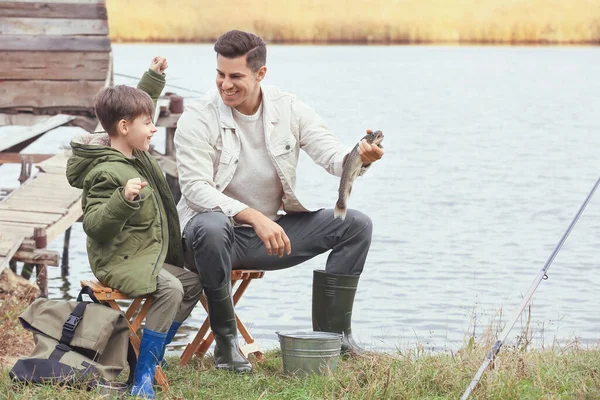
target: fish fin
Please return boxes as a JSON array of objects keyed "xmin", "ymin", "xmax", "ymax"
[{"xmin": 334, "ymin": 205, "xmax": 347, "ymax": 221}]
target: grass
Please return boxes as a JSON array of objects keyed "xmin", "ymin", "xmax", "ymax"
[
  {"xmin": 0, "ymin": 297, "xmax": 32, "ymax": 369},
  {"xmin": 1, "ymin": 296, "xmax": 599, "ymax": 399},
  {"xmin": 1, "ymin": 345, "xmax": 600, "ymax": 399},
  {"xmin": 1, "ymin": 282, "xmax": 599, "ymax": 399},
  {"xmin": 0, "ymin": 272, "xmax": 37, "ymax": 370},
  {"xmin": 105, "ymin": 0, "xmax": 600, "ymax": 45}
]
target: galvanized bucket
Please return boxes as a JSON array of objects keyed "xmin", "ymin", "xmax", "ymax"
[{"xmin": 277, "ymin": 331, "xmax": 342, "ymax": 376}]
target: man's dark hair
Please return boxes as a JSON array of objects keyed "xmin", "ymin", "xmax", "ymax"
[
  {"xmin": 93, "ymin": 85, "xmax": 154, "ymax": 137},
  {"xmin": 214, "ymin": 30, "xmax": 267, "ymax": 72}
]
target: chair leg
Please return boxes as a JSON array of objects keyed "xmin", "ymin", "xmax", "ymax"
[
  {"xmin": 196, "ymin": 331, "xmax": 214, "ymax": 357},
  {"xmin": 125, "ymin": 298, "xmax": 143, "ymax": 320},
  {"xmin": 236, "ymin": 312, "xmax": 263, "ymax": 361},
  {"xmin": 193, "ymin": 293, "xmax": 214, "ymax": 357},
  {"xmin": 232, "ymin": 279, "xmax": 250, "ymax": 305},
  {"xmin": 130, "ymin": 298, "xmax": 152, "ymax": 332},
  {"xmin": 179, "ymin": 277, "xmax": 263, "ymax": 364},
  {"xmin": 232, "ymin": 278, "xmax": 263, "ymax": 361},
  {"xmin": 179, "ymin": 310, "xmax": 211, "ymax": 365}
]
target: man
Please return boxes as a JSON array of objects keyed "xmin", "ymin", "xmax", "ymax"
[{"xmin": 174, "ymin": 30, "xmax": 384, "ymax": 373}]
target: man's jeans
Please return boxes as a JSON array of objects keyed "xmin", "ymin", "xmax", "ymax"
[{"xmin": 182, "ymin": 209, "xmax": 373, "ymax": 290}]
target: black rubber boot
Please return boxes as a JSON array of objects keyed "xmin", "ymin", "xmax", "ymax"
[
  {"xmin": 205, "ymin": 282, "xmax": 252, "ymax": 373},
  {"xmin": 312, "ymin": 269, "xmax": 365, "ymax": 356}
]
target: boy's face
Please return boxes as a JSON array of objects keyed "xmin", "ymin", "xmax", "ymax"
[
  {"xmin": 122, "ymin": 114, "xmax": 156, "ymax": 152},
  {"xmin": 216, "ymin": 54, "xmax": 266, "ymax": 113}
]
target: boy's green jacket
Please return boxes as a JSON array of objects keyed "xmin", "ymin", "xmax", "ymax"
[{"xmin": 66, "ymin": 70, "xmax": 184, "ymax": 297}]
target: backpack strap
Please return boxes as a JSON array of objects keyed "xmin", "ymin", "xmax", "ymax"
[
  {"xmin": 48, "ymin": 343, "xmax": 74, "ymax": 362},
  {"xmin": 76, "ymin": 286, "xmax": 99, "ymax": 303},
  {"xmin": 46, "ymin": 301, "xmax": 89, "ymax": 362},
  {"xmin": 125, "ymin": 341, "xmax": 137, "ymax": 385},
  {"xmin": 59, "ymin": 301, "xmax": 88, "ymax": 346}
]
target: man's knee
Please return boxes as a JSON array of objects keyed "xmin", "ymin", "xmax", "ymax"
[
  {"xmin": 345, "ymin": 209, "xmax": 373, "ymax": 241},
  {"xmin": 186, "ymin": 212, "xmax": 234, "ymax": 250}
]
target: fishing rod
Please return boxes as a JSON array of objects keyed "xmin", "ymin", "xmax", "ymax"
[
  {"xmin": 460, "ymin": 175, "xmax": 600, "ymax": 400},
  {"xmin": 114, "ymin": 72, "xmax": 205, "ymax": 96}
]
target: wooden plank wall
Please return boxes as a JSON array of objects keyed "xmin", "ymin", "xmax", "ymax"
[{"xmin": 0, "ymin": 0, "xmax": 111, "ymax": 114}]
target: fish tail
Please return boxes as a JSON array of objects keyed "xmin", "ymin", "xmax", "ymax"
[{"xmin": 334, "ymin": 203, "xmax": 347, "ymax": 221}]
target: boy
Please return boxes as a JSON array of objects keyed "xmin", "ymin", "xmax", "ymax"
[{"xmin": 66, "ymin": 57, "xmax": 202, "ymax": 399}]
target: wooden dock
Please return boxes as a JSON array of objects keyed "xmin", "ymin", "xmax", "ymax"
[{"xmin": 0, "ymin": 151, "xmax": 81, "ymax": 296}]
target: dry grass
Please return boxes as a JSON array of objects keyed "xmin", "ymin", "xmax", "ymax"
[
  {"xmin": 0, "ymin": 270, "xmax": 39, "ymax": 369},
  {"xmin": 105, "ymin": 0, "xmax": 600, "ymax": 44},
  {"xmin": 1, "ymin": 292, "xmax": 599, "ymax": 399},
  {"xmin": 0, "ymin": 298, "xmax": 35, "ymax": 370},
  {"xmin": 3, "ymin": 345, "xmax": 599, "ymax": 399}
]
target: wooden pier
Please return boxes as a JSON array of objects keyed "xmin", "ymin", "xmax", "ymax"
[{"xmin": 0, "ymin": 151, "xmax": 82, "ymax": 297}]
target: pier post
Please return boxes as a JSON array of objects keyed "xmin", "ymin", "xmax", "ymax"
[
  {"xmin": 18, "ymin": 157, "xmax": 32, "ymax": 185},
  {"xmin": 9, "ymin": 260, "xmax": 17, "ymax": 273},
  {"xmin": 20, "ymin": 263, "xmax": 33, "ymax": 280},
  {"xmin": 13, "ymin": 157, "xmax": 34, "ymax": 279},
  {"xmin": 61, "ymin": 227, "xmax": 71, "ymax": 276},
  {"xmin": 34, "ymin": 227, "xmax": 48, "ymax": 298}
]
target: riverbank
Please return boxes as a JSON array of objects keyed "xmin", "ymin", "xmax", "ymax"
[
  {"xmin": 1, "ymin": 294, "xmax": 599, "ymax": 399},
  {"xmin": 105, "ymin": 0, "xmax": 600, "ymax": 45}
]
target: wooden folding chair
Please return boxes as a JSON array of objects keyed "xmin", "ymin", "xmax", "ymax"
[
  {"xmin": 79, "ymin": 280, "xmax": 169, "ymax": 391},
  {"xmin": 179, "ymin": 269, "xmax": 265, "ymax": 365}
]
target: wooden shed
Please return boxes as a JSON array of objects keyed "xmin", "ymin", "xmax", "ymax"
[{"xmin": 0, "ymin": 0, "xmax": 112, "ymax": 117}]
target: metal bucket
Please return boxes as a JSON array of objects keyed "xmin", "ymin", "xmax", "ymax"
[{"xmin": 277, "ymin": 331, "xmax": 342, "ymax": 375}]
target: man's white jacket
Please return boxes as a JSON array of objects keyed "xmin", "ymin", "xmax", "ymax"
[{"xmin": 174, "ymin": 85, "xmax": 367, "ymax": 232}]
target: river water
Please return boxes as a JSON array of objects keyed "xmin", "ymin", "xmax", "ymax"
[{"xmin": 1, "ymin": 44, "xmax": 599, "ymax": 355}]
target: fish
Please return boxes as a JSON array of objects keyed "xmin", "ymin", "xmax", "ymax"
[{"xmin": 334, "ymin": 130, "xmax": 384, "ymax": 220}]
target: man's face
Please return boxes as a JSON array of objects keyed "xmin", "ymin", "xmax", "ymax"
[{"xmin": 216, "ymin": 54, "xmax": 266, "ymax": 113}]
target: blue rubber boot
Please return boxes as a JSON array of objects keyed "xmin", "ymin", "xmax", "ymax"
[
  {"xmin": 159, "ymin": 321, "xmax": 182, "ymax": 369},
  {"xmin": 129, "ymin": 328, "xmax": 167, "ymax": 399}
]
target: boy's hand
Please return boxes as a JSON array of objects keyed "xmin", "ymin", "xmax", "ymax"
[
  {"xmin": 150, "ymin": 56, "xmax": 168, "ymax": 75},
  {"xmin": 124, "ymin": 178, "xmax": 148, "ymax": 201}
]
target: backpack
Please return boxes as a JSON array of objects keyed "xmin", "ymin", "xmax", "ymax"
[{"xmin": 9, "ymin": 287, "xmax": 136, "ymax": 389}]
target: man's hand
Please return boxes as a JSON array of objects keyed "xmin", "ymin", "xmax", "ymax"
[
  {"xmin": 358, "ymin": 129, "xmax": 384, "ymax": 166},
  {"xmin": 235, "ymin": 208, "xmax": 291, "ymax": 257},
  {"xmin": 124, "ymin": 178, "xmax": 148, "ymax": 201},
  {"xmin": 150, "ymin": 56, "xmax": 168, "ymax": 75}
]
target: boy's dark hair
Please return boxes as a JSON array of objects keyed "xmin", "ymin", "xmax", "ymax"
[
  {"xmin": 93, "ymin": 85, "xmax": 155, "ymax": 136},
  {"xmin": 214, "ymin": 30, "xmax": 267, "ymax": 72}
]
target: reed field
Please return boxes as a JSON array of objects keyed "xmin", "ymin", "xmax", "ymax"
[{"xmin": 106, "ymin": 0, "xmax": 600, "ymax": 44}]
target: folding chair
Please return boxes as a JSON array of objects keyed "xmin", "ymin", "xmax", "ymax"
[
  {"xmin": 179, "ymin": 269, "xmax": 265, "ymax": 365},
  {"xmin": 79, "ymin": 280, "xmax": 169, "ymax": 391}
]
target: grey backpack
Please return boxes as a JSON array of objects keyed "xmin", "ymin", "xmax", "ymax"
[{"xmin": 9, "ymin": 287, "xmax": 136, "ymax": 389}]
